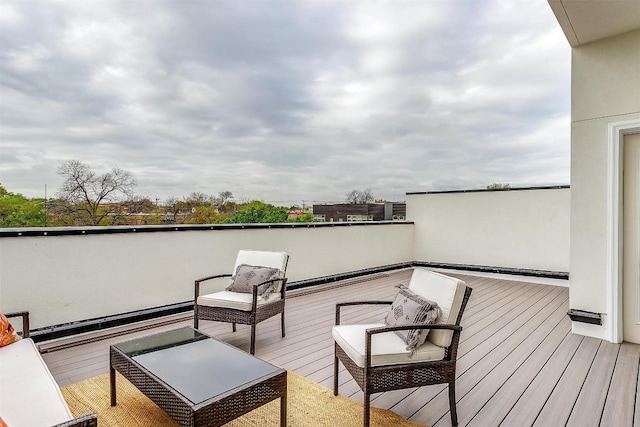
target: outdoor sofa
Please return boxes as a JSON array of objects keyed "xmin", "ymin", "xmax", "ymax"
[{"xmin": 0, "ymin": 311, "xmax": 97, "ymax": 427}]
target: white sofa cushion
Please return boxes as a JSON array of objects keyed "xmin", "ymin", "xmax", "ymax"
[
  {"xmin": 233, "ymin": 250, "xmax": 289, "ymax": 293},
  {"xmin": 408, "ymin": 268, "xmax": 467, "ymax": 348},
  {"xmin": 0, "ymin": 338, "xmax": 72, "ymax": 427},
  {"xmin": 332, "ymin": 323, "xmax": 445, "ymax": 368},
  {"xmin": 197, "ymin": 291, "xmax": 282, "ymax": 311}
]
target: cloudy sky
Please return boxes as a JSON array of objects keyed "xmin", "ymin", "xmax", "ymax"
[{"xmin": 0, "ymin": 0, "xmax": 570, "ymax": 205}]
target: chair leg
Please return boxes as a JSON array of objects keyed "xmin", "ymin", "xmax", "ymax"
[
  {"xmin": 232, "ymin": 323, "xmax": 236, "ymax": 332},
  {"xmin": 281, "ymin": 311, "xmax": 285, "ymax": 337},
  {"xmin": 363, "ymin": 389, "xmax": 371, "ymax": 427},
  {"xmin": 193, "ymin": 306, "xmax": 199, "ymax": 329},
  {"xmin": 250, "ymin": 324, "xmax": 256, "ymax": 355},
  {"xmin": 333, "ymin": 354, "xmax": 339, "ymax": 396},
  {"xmin": 449, "ymin": 381, "xmax": 458, "ymax": 426}
]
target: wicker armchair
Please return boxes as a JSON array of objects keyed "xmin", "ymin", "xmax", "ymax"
[
  {"xmin": 193, "ymin": 249, "xmax": 289, "ymax": 355},
  {"xmin": 332, "ymin": 268, "xmax": 472, "ymax": 427}
]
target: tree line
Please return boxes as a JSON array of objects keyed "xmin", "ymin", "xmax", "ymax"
[
  {"xmin": 2, "ymin": 160, "xmax": 508, "ymax": 228},
  {"xmin": 1, "ymin": 160, "xmax": 313, "ymax": 227}
]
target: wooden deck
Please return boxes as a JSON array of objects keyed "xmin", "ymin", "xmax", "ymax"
[{"xmin": 41, "ymin": 269, "xmax": 640, "ymax": 426}]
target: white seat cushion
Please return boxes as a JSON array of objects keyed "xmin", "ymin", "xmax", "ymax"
[
  {"xmin": 332, "ymin": 324, "xmax": 445, "ymax": 368},
  {"xmin": 408, "ymin": 268, "xmax": 467, "ymax": 348},
  {"xmin": 0, "ymin": 338, "xmax": 72, "ymax": 427},
  {"xmin": 197, "ymin": 291, "xmax": 282, "ymax": 311}
]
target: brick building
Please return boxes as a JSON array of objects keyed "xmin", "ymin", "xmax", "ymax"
[{"xmin": 311, "ymin": 202, "xmax": 406, "ymax": 222}]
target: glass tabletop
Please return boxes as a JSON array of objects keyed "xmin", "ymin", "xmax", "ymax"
[{"xmin": 113, "ymin": 327, "xmax": 283, "ymax": 405}]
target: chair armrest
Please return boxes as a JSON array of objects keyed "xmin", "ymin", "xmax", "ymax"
[
  {"xmin": 335, "ymin": 301, "xmax": 392, "ymax": 325},
  {"xmin": 4, "ymin": 311, "xmax": 30, "ymax": 338},
  {"xmin": 194, "ymin": 274, "xmax": 232, "ymax": 299},
  {"xmin": 279, "ymin": 278, "xmax": 288, "ymax": 298},
  {"xmin": 252, "ymin": 277, "xmax": 287, "ymax": 288},
  {"xmin": 52, "ymin": 413, "xmax": 98, "ymax": 427},
  {"xmin": 195, "ymin": 273, "xmax": 232, "ymax": 284},
  {"xmin": 249, "ymin": 277, "xmax": 288, "ymax": 309}
]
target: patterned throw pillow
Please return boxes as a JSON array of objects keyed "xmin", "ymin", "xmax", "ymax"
[
  {"xmin": 0, "ymin": 312, "xmax": 21, "ymax": 347},
  {"xmin": 226, "ymin": 264, "xmax": 282, "ymax": 299},
  {"xmin": 384, "ymin": 286, "xmax": 440, "ymax": 355}
]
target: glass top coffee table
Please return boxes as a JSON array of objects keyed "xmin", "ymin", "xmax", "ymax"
[{"xmin": 110, "ymin": 327, "xmax": 286, "ymax": 426}]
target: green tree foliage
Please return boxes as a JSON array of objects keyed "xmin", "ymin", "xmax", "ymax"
[
  {"xmin": 289, "ymin": 212, "xmax": 314, "ymax": 222},
  {"xmin": 225, "ymin": 201, "xmax": 289, "ymax": 224},
  {"xmin": 0, "ymin": 184, "xmax": 47, "ymax": 227},
  {"xmin": 187, "ymin": 206, "xmax": 225, "ymax": 224}
]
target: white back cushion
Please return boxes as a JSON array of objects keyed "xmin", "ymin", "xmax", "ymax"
[
  {"xmin": 408, "ymin": 268, "xmax": 467, "ymax": 348},
  {"xmin": 235, "ymin": 250, "xmax": 289, "ymax": 272}
]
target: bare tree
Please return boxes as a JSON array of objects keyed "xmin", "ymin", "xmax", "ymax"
[
  {"xmin": 345, "ymin": 188, "xmax": 374, "ymax": 204},
  {"xmin": 218, "ymin": 191, "xmax": 233, "ymax": 204},
  {"xmin": 123, "ymin": 196, "xmax": 157, "ymax": 213},
  {"xmin": 56, "ymin": 160, "xmax": 136, "ymax": 225},
  {"xmin": 185, "ymin": 192, "xmax": 215, "ymax": 207},
  {"xmin": 213, "ymin": 191, "xmax": 235, "ymax": 214},
  {"xmin": 486, "ymin": 183, "xmax": 511, "ymax": 190}
]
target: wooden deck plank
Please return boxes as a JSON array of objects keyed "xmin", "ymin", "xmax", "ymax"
[
  {"xmin": 566, "ymin": 341, "xmax": 620, "ymax": 427},
  {"xmin": 40, "ymin": 270, "xmax": 640, "ymax": 427},
  {"xmin": 464, "ymin": 317, "xmax": 572, "ymax": 426},
  {"xmin": 460, "ymin": 284, "xmax": 555, "ymax": 350},
  {"xmin": 636, "ymin": 353, "xmax": 640, "ymax": 427},
  {"xmin": 446, "ymin": 302, "xmax": 571, "ymax": 427},
  {"xmin": 532, "ymin": 337, "xmax": 602, "ymax": 426},
  {"xmin": 599, "ymin": 343, "xmax": 640, "ymax": 426},
  {"xmin": 413, "ymin": 287, "xmax": 568, "ymax": 426}
]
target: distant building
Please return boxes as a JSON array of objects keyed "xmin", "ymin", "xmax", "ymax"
[{"xmin": 312, "ymin": 202, "xmax": 406, "ymax": 222}]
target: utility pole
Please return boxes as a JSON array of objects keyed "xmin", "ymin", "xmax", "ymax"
[{"xmin": 44, "ymin": 183, "xmax": 48, "ymax": 227}]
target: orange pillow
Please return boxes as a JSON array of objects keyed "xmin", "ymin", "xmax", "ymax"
[
  {"xmin": 0, "ymin": 415, "xmax": 8, "ymax": 427},
  {"xmin": 0, "ymin": 312, "xmax": 21, "ymax": 347}
]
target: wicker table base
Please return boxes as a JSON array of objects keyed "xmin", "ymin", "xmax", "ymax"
[{"xmin": 110, "ymin": 327, "xmax": 286, "ymax": 427}]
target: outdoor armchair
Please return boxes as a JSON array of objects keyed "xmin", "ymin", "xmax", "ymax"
[
  {"xmin": 193, "ymin": 249, "xmax": 289, "ymax": 355},
  {"xmin": 332, "ymin": 268, "xmax": 472, "ymax": 427}
]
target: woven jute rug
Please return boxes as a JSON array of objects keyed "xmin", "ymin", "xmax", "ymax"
[{"xmin": 61, "ymin": 370, "xmax": 426, "ymax": 427}]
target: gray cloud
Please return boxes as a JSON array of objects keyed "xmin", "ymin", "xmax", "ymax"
[{"xmin": 0, "ymin": 0, "xmax": 570, "ymax": 205}]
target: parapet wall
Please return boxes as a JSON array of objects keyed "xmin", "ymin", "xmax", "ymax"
[{"xmin": 407, "ymin": 186, "xmax": 570, "ymax": 273}]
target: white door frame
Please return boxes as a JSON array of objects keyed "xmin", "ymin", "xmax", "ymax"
[{"xmin": 607, "ymin": 119, "xmax": 640, "ymax": 343}]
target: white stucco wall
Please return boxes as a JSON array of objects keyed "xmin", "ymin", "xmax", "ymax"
[
  {"xmin": 407, "ymin": 187, "xmax": 570, "ymax": 272},
  {"xmin": 0, "ymin": 224, "xmax": 414, "ymax": 329},
  {"xmin": 1, "ymin": 185, "xmax": 573, "ymax": 332},
  {"xmin": 570, "ymin": 29, "xmax": 640, "ymax": 340}
]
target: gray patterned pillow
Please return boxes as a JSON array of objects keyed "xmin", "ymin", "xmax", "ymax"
[
  {"xmin": 226, "ymin": 264, "xmax": 282, "ymax": 299},
  {"xmin": 384, "ymin": 286, "xmax": 440, "ymax": 355}
]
